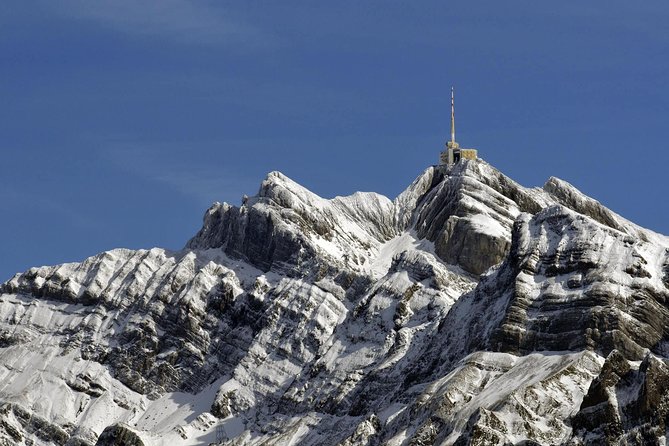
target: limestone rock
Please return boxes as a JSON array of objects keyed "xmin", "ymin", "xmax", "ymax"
[
  {"xmin": 0, "ymin": 159, "xmax": 668, "ymax": 445},
  {"xmin": 96, "ymin": 424, "xmax": 145, "ymax": 446}
]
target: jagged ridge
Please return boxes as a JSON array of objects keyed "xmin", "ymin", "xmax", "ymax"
[{"xmin": 0, "ymin": 159, "xmax": 668, "ymax": 445}]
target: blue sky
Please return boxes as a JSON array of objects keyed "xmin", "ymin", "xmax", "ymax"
[{"xmin": 1, "ymin": 1, "xmax": 668, "ymax": 280}]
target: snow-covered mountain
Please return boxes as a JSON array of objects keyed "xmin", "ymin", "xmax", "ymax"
[{"xmin": 1, "ymin": 159, "xmax": 669, "ymax": 445}]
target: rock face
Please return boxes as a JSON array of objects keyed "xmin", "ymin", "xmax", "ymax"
[{"xmin": 0, "ymin": 159, "xmax": 668, "ymax": 445}]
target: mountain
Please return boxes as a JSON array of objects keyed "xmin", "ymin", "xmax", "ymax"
[{"xmin": 1, "ymin": 159, "xmax": 668, "ymax": 445}]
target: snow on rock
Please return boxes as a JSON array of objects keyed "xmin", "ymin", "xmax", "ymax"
[
  {"xmin": 384, "ymin": 350, "xmax": 603, "ymax": 445},
  {"xmin": 1, "ymin": 159, "xmax": 669, "ymax": 445},
  {"xmin": 368, "ymin": 231, "xmax": 434, "ymax": 278},
  {"xmin": 490, "ymin": 205, "xmax": 669, "ymax": 359}
]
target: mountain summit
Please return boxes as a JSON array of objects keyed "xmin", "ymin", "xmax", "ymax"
[{"xmin": 1, "ymin": 159, "xmax": 668, "ymax": 445}]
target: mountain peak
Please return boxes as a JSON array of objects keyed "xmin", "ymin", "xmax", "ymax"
[{"xmin": 2, "ymin": 158, "xmax": 669, "ymax": 445}]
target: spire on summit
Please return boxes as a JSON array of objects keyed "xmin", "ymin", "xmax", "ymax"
[
  {"xmin": 451, "ymin": 86, "xmax": 456, "ymax": 145},
  {"xmin": 440, "ymin": 86, "xmax": 478, "ymax": 166}
]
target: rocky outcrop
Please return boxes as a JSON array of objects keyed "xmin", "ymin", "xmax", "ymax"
[
  {"xmin": 0, "ymin": 403, "xmax": 69, "ymax": 446},
  {"xmin": 543, "ymin": 176, "xmax": 639, "ymax": 239},
  {"xmin": 96, "ymin": 424, "xmax": 145, "ymax": 446},
  {"xmin": 571, "ymin": 351, "xmax": 669, "ymax": 445},
  {"xmin": 186, "ymin": 161, "xmax": 551, "ymax": 278},
  {"xmin": 403, "ymin": 162, "xmax": 550, "ymax": 275},
  {"xmin": 186, "ymin": 171, "xmax": 395, "ymax": 275},
  {"xmin": 487, "ymin": 206, "xmax": 669, "ymax": 359},
  {"xmin": 437, "ymin": 214, "xmax": 510, "ymax": 275},
  {"xmin": 1, "ymin": 159, "xmax": 668, "ymax": 445}
]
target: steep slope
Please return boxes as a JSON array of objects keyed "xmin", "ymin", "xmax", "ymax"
[
  {"xmin": 378, "ymin": 203, "xmax": 669, "ymax": 445},
  {"xmin": 186, "ymin": 171, "xmax": 396, "ymax": 276},
  {"xmin": 0, "ymin": 159, "xmax": 668, "ymax": 445}
]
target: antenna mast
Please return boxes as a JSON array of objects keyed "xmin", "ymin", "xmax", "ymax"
[{"xmin": 450, "ymin": 87, "xmax": 455, "ymax": 144}]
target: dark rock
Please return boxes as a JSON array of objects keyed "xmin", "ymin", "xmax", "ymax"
[
  {"xmin": 96, "ymin": 424, "xmax": 145, "ymax": 446},
  {"xmin": 454, "ymin": 409, "xmax": 511, "ymax": 446},
  {"xmin": 2, "ymin": 161, "xmax": 669, "ymax": 445},
  {"xmin": 0, "ymin": 403, "xmax": 70, "ymax": 445},
  {"xmin": 437, "ymin": 215, "xmax": 510, "ymax": 275},
  {"xmin": 571, "ymin": 351, "xmax": 669, "ymax": 445},
  {"xmin": 409, "ymin": 162, "xmax": 524, "ymax": 275}
]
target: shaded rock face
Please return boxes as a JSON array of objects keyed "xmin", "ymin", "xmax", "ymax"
[
  {"xmin": 571, "ymin": 350, "xmax": 669, "ymax": 445},
  {"xmin": 187, "ymin": 163, "xmax": 551, "ymax": 277},
  {"xmin": 438, "ymin": 215, "xmax": 510, "ymax": 276},
  {"xmin": 187, "ymin": 171, "xmax": 396, "ymax": 275},
  {"xmin": 0, "ymin": 249, "xmax": 257, "ymax": 398},
  {"xmin": 0, "ymin": 403, "xmax": 69, "ymax": 446},
  {"xmin": 96, "ymin": 424, "xmax": 145, "ymax": 446},
  {"xmin": 0, "ymin": 159, "xmax": 668, "ymax": 445},
  {"xmin": 408, "ymin": 163, "xmax": 532, "ymax": 275},
  {"xmin": 187, "ymin": 201, "xmax": 316, "ymax": 273},
  {"xmin": 488, "ymin": 206, "xmax": 669, "ymax": 359}
]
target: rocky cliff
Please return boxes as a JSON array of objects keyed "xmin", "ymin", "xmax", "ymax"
[{"xmin": 1, "ymin": 159, "xmax": 668, "ymax": 445}]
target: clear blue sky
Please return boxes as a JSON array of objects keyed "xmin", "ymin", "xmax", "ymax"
[{"xmin": 2, "ymin": 1, "xmax": 668, "ymax": 281}]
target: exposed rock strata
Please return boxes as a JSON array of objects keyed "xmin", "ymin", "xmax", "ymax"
[{"xmin": 0, "ymin": 160, "xmax": 667, "ymax": 445}]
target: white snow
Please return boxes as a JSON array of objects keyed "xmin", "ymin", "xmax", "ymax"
[
  {"xmin": 368, "ymin": 231, "xmax": 435, "ymax": 278},
  {"xmin": 467, "ymin": 213, "xmax": 508, "ymax": 239},
  {"xmin": 1, "ymin": 161, "xmax": 667, "ymax": 445}
]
